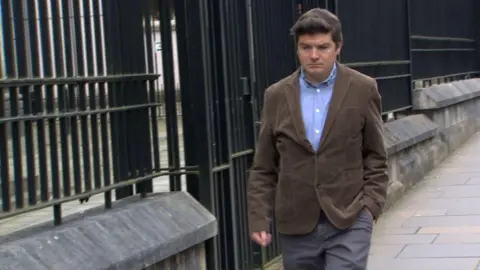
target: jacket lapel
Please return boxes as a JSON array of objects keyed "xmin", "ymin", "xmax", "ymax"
[
  {"xmin": 284, "ymin": 69, "xmax": 314, "ymax": 152},
  {"xmin": 317, "ymin": 63, "xmax": 352, "ymax": 151}
]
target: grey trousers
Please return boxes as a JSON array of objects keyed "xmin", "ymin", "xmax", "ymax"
[{"xmin": 280, "ymin": 209, "xmax": 373, "ymax": 270}]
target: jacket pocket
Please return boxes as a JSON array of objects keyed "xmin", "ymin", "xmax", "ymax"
[{"xmin": 329, "ymin": 168, "xmax": 364, "ymax": 209}]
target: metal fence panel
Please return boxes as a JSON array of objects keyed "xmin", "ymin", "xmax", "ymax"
[
  {"xmin": 410, "ymin": 0, "xmax": 479, "ymax": 81},
  {"xmin": 0, "ymin": 0, "xmax": 187, "ymax": 224},
  {"xmin": 338, "ymin": 0, "xmax": 412, "ymax": 114}
]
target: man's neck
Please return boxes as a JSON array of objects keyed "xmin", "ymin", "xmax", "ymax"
[
  {"xmin": 303, "ymin": 65, "xmax": 334, "ymax": 86},
  {"xmin": 304, "ymin": 73, "xmax": 329, "ymax": 85}
]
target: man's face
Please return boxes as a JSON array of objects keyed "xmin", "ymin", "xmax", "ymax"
[{"xmin": 297, "ymin": 32, "xmax": 341, "ymax": 80}]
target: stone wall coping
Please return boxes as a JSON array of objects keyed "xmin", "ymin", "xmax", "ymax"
[
  {"xmin": 383, "ymin": 114, "xmax": 439, "ymax": 156},
  {"xmin": 412, "ymin": 79, "xmax": 480, "ymax": 110},
  {"xmin": 0, "ymin": 192, "xmax": 218, "ymax": 270}
]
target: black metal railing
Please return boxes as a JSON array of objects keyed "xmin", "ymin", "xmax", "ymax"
[
  {"xmin": 337, "ymin": 0, "xmax": 412, "ymax": 114},
  {"xmin": 1, "ymin": 0, "xmax": 479, "ymax": 270},
  {"xmin": 0, "ymin": 0, "xmax": 188, "ymax": 225},
  {"xmin": 410, "ymin": 0, "xmax": 479, "ymax": 82}
]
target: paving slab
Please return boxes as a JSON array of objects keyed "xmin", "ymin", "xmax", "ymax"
[
  {"xmin": 368, "ymin": 132, "xmax": 480, "ymax": 270},
  {"xmin": 434, "ymin": 233, "xmax": 480, "ymax": 244},
  {"xmin": 398, "ymin": 243, "xmax": 480, "ymax": 258},
  {"xmin": 368, "ymin": 258, "xmax": 480, "ymax": 270}
]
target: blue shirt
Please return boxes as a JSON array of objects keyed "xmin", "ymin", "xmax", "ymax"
[{"xmin": 299, "ymin": 63, "xmax": 337, "ymax": 151}]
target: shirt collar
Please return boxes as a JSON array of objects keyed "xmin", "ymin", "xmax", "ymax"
[{"xmin": 300, "ymin": 62, "xmax": 337, "ymax": 88}]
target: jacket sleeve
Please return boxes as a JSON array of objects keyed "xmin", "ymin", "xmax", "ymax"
[
  {"xmin": 247, "ymin": 89, "xmax": 279, "ymax": 234},
  {"xmin": 362, "ymin": 82, "xmax": 389, "ymax": 219}
]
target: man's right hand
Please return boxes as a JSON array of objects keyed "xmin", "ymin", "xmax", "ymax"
[{"xmin": 251, "ymin": 231, "xmax": 272, "ymax": 247}]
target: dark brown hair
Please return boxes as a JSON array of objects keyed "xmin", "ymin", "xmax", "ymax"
[{"xmin": 290, "ymin": 8, "xmax": 343, "ymax": 47}]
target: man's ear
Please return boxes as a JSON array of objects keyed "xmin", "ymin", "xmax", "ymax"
[{"xmin": 335, "ymin": 41, "xmax": 343, "ymax": 52}]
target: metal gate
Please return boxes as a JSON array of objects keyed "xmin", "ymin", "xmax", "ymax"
[{"xmin": 0, "ymin": 0, "xmax": 186, "ymax": 227}]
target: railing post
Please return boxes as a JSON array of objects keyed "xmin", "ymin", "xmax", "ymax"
[
  {"xmin": 174, "ymin": 0, "xmax": 219, "ymax": 269},
  {"xmin": 406, "ymin": 0, "xmax": 415, "ymax": 101},
  {"xmin": 474, "ymin": 0, "xmax": 480, "ymax": 73},
  {"xmin": 102, "ymin": 0, "xmax": 154, "ymax": 200}
]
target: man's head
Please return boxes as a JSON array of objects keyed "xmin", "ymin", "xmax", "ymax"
[{"xmin": 290, "ymin": 8, "xmax": 343, "ymax": 83}]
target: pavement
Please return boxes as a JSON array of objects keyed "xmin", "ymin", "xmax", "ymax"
[{"xmin": 368, "ymin": 132, "xmax": 480, "ymax": 270}]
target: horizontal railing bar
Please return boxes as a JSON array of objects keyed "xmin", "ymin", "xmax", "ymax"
[
  {"xmin": 410, "ymin": 35, "xmax": 475, "ymax": 42},
  {"xmin": 211, "ymin": 150, "xmax": 256, "ymax": 173},
  {"xmin": 158, "ymin": 165, "xmax": 199, "ymax": 171},
  {"xmin": 0, "ymin": 169, "xmax": 199, "ymax": 221},
  {"xmin": 411, "ymin": 48, "xmax": 476, "ymax": 52},
  {"xmin": 0, "ymin": 103, "xmax": 163, "ymax": 123},
  {"xmin": 376, "ymin": 74, "xmax": 411, "ymax": 81},
  {"xmin": 0, "ymin": 74, "xmax": 161, "ymax": 88},
  {"xmin": 212, "ymin": 163, "xmax": 230, "ymax": 173},
  {"xmin": 344, "ymin": 60, "xmax": 410, "ymax": 68},
  {"xmin": 382, "ymin": 105, "xmax": 412, "ymax": 116},
  {"xmin": 413, "ymin": 71, "xmax": 480, "ymax": 81},
  {"xmin": 231, "ymin": 149, "xmax": 254, "ymax": 159}
]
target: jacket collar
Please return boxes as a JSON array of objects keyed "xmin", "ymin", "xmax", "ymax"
[{"xmin": 284, "ymin": 62, "xmax": 352, "ymax": 153}]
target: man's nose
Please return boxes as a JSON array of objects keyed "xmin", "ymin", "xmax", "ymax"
[{"xmin": 310, "ymin": 48, "xmax": 320, "ymax": 59}]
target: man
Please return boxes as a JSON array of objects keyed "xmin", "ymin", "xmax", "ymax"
[{"xmin": 247, "ymin": 8, "xmax": 389, "ymax": 270}]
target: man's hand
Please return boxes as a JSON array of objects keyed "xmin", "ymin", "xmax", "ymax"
[{"xmin": 251, "ymin": 231, "xmax": 272, "ymax": 247}]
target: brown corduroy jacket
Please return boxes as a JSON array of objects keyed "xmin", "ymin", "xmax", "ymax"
[{"xmin": 247, "ymin": 63, "xmax": 389, "ymax": 235}]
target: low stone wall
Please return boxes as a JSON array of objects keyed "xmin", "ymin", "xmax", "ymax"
[
  {"xmin": 0, "ymin": 192, "xmax": 217, "ymax": 270},
  {"xmin": 382, "ymin": 114, "xmax": 446, "ymax": 210},
  {"xmin": 382, "ymin": 78, "xmax": 480, "ymax": 211},
  {"xmin": 413, "ymin": 79, "xmax": 480, "ymax": 153}
]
